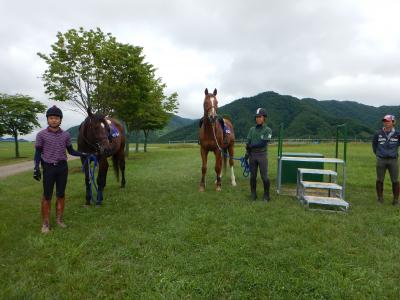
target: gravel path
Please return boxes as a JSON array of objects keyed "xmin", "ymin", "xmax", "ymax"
[{"xmin": 0, "ymin": 156, "xmax": 79, "ymax": 179}]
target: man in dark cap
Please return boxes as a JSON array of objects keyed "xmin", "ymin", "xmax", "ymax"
[
  {"xmin": 372, "ymin": 114, "xmax": 400, "ymax": 205},
  {"xmin": 245, "ymin": 108, "xmax": 272, "ymax": 201}
]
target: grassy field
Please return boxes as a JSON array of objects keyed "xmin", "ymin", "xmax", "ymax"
[
  {"xmin": 0, "ymin": 142, "xmax": 36, "ymax": 166},
  {"xmin": 1, "ymin": 142, "xmax": 400, "ymax": 299}
]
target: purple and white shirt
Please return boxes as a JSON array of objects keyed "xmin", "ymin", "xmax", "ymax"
[{"xmin": 35, "ymin": 127, "xmax": 72, "ymax": 163}]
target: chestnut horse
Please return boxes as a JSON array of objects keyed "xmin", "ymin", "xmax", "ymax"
[
  {"xmin": 199, "ymin": 88, "xmax": 236, "ymax": 192},
  {"xmin": 78, "ymin": 108, "xmax": 126, "ymax": 205}
]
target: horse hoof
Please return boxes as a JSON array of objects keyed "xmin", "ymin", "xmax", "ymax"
[
  {"xmin": 232, "ymin": 181, "xmax": 237, "ymax": 187},
  {"xmin": 199, "ymin": 186, "xmax": 205, "ymax": 192},
  {"xmin": 216, "ymin": 186, "xmax": 222, "ymax": 192}
]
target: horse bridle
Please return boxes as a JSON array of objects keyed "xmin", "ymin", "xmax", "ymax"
[{"xmin": 80, "ymin": 117, "xmax": 110, "ymax": 154}]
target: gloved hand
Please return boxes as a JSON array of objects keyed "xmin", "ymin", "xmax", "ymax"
[
  {"xmin": 246, "ymin": 144, "xmax": 252, "ymax": 152},
  {"xmin": 33, "ymin": 168, "xmax": 41, "ymax": 181}
]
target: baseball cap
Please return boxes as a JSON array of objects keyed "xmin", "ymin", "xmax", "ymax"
[{"xmin": 382, "ymin": 115, "xmax": 395, "ymax": 122}]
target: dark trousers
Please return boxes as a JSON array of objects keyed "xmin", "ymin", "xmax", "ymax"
[
  {"xmin": 250, "ymin": 151, "xmax": 269, "ymax": 191},
  {"xmin": 42, "ymin": 161, "xmax": 68, "ymax": 200},
  {"xmin": 376, "ymin": 157, "xmax": 399, "ymax": 183}
]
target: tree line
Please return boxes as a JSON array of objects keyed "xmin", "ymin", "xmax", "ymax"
[{"xmin": 0, "ymin": 27, "xmax": 178, "ymax": 157}]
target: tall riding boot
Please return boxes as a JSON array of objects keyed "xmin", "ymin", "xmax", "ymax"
[
  {"xmin": 263, "ymin": 179, "xmax": 271, "ymax": 202},
  {"xmin": 392, "ymin": 182, "xmax": 399, "ymax": 206},
  {"xmin": 250, "ymin": 177, "xmax": 257, "ymax": 200},
  {"xmin": 376, "ymin": 181, "xmax": 384, "ymax": 203},
  {"xmin": 41, "ymin": 197, "xmax": 51, "ymax": 233},
  {"xmin": 56, "ymin": 197, "xmax": 67, "ymax": 228}
]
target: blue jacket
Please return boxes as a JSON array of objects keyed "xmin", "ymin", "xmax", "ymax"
[{"xmin": 372, "ymin": 128, "xmax": 400, "ymax": 158}]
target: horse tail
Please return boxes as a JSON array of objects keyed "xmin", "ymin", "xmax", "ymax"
[{"xmin": 112, "ymin": 155, "xmax": 120, "ymax": 182}]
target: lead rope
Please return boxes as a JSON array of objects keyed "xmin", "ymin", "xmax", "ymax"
[
  {"xmin": 82, "ymin": 154, "xmax": 99, "ymax": 202},
  {"xmin": 211, "ymin": 121, "xmax": 250, "ymax": 177}
]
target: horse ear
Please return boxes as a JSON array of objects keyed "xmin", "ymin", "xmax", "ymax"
[
  {"xmin": 204, "ymin": 88, "xmax": 208, "ymax": 95},
  {"xmin": 213, "ymin": 88, "xmax": 217, "ymax": 96},
  {"xmin": 87, "ymin": 106, "xmax": 93, "ymax": 117}
]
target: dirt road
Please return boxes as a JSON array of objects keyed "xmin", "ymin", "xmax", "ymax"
[{"xmin": 0, "ymin": 156, "xmax": 79, "ymax": 179}]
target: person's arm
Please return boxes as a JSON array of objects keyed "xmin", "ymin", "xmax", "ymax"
[
  {"xmin": 372, "ymin": 133, "xmax": 378, "ymax": 155},
  {"xmin": 34, "ymin": 146, "xmax": 42, "ymax": 170},
  {"xmin": 67, "ymin": 145, "xmax": 88, "ymax": 157},
  {"xmin": 249, "ymin": 140, "xmax": 268, "ymax": 149},
  {"xmin": 33, "ymin": 146, "xmax": 42, "ymax": 181}
]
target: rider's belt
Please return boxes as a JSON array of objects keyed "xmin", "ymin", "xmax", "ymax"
[
  {"xmin": 251, "ymin": 149, "xmax": 267, "ymax": 154},
  {"xmin": 42, "ymin": 160, "xmax": 67, "ymax": 166}
]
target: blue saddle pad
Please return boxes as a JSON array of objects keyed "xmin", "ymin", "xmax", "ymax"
[{"xmin": 107, "ymin": 120, "xmax": 120, "ymax": 138}]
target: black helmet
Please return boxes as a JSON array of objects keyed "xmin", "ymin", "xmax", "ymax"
[
  {"xmin": 255, "ymin": 108, "xmax": 267, "ymax": 117},
  {"xmin": 46, "ymin": 105, "xmax": 63, "ymax": 119}
]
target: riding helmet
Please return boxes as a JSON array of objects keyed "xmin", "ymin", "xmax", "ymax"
[
  {"xmin": 255, "ymin": 108, "xmax": 267, "ymax": 117},
  {"xmin": 46, "ymin": 105, "xmax": 63, "ymax": 119}
]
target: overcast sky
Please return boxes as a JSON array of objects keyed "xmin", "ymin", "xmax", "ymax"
[{"xmin": 1, "ymin": 0, "xmax": 400, "ymax": 139}]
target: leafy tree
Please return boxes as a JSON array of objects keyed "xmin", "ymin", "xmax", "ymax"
[
  {"xmin": 38, "ymin": 28, "xmax": 178, "ymax": 156},
  {"xmin": 140, "ymin": 91, "xmax": 178, "ymax": 152},
  {"xmin": 0, "ymin": 94, "xmax": 46, "ymax": 157},
  {"xmin": 37, "ymin": 27, "xmax": 149, "ymax": 115}
]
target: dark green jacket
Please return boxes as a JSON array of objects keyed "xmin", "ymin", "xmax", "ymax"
[{"xmin": 246, "ymin": 124, "xmax": 272, "ymax": 153}]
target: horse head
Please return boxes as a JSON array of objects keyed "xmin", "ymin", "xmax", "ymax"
[
  {"xmin": 204, "ymin": 88, "xmax": 218, "ymax": 124},
  {"xmin": 82, "ymin": 107, "xmax": 112, "ymax": 156}
]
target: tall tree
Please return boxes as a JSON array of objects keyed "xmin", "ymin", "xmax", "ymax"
[
  {"xmin": 39, "ymin": 27, "xmax": 179, "ymax": 155},
  {"xmin": 141, "ymin": 91, "xmax": 178, "ymax": 152},
  {"xmin": 38, "ymin": 28, "xmax": 147, "ymax": 114},
  {"xmin": 0, "ymin": 94, "xmax": 46, "ymax": 157}
]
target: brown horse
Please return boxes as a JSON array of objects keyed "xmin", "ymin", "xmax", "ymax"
[
  {"xmin": 78, "ymin": 108, "xmax": 126, "ymax": 205},
  {"xmin": 199, "ymin": 88, "xmax": 236, "ymax": 192}
]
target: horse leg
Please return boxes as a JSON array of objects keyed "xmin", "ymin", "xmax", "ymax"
[
  {"xmin": 81, "ymin": 157, "xmax": 92, "ymax": 205},
  {"xmin": 120, "ymin": 155, "xmax": 126, "ymax": 188},
  {"xmin": 228, "ymin": 144, "xmax": 237, "ymax": 186},
  {"xmin": 96, "ymin": 158, "xmax": 109, "ymax": 205},
  {"xmin": 199, "ymin": 147, "xmax": 208, "ymax": 192},
  {"xmin": 214, "ymin": 149, "xmax": 222, "ymax": 191}
]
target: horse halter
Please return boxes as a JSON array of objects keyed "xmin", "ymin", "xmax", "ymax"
[{"xmin": 82, "ymin": 116, "xmax": 110, "ymax": 154}]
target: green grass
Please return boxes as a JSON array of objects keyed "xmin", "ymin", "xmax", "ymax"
[
  {"xmin": 1, "ymin": 143, "xmax": 400, "ymax": 298},
  {"xmin": 0, "ymin": 142, "xmax": 35, "ymax": 166}
]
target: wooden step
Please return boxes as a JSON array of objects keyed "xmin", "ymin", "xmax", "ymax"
[
  {"xmin": 301, "ymin": 181, "xmax": 342, "ymax": 190},
  {"xmin": 303, "ymin": 195, "xmax": 349, "ymax": 209},
  {"xmin": 298, "ymin": 168, "xmax": 337, "ymax": 176}
]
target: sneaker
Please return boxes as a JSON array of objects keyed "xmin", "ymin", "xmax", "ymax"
[
  {"xmin": 56, "ymin": 221, "xmax": 67, "ymax": 228},
  {"xmin": 41, "ymin": 225, "xmax": 50, "ymax": 234}
]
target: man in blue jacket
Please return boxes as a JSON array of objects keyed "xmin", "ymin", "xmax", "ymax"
[{"xmin": 372, "ymin": 115, "xmax": 400, "ymax": 205}]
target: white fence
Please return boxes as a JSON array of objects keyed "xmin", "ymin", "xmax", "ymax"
[{"xmin": 168, "ymin": 138, "xmax": 369, "ymax": 144}]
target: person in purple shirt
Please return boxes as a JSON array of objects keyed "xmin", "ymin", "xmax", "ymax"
[{"xmin": 34, "ymin": 106, "xmax": 87, "ymax": 233}]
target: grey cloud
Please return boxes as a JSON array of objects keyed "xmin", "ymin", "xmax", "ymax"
[{"xmin": 1, "ymin": 0, "xmax": 400, "ymax": 140}]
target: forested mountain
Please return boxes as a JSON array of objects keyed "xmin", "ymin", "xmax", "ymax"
[
  {"xmin": 67, "ymin": 91, "xmax": 398, "ymax": 143},
  {"xmin": 158, "ymin": 91, "xmax": 397, "ymax": 142},
  {"xmin": 67, "ymin": 114, "xmax": 194, "ymax": 142}
]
